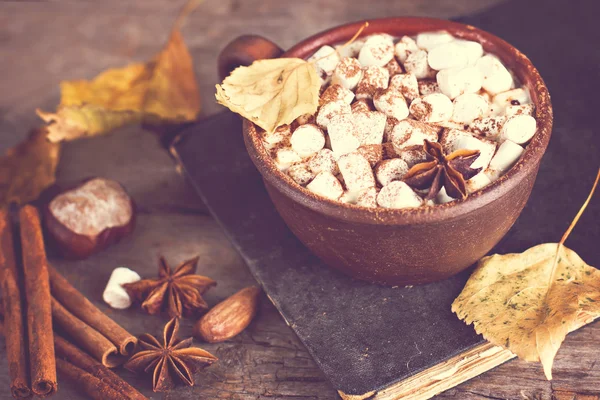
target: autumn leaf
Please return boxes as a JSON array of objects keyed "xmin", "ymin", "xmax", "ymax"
[
  {"xmin": 452, "ymin": 169, "xmax": 600, "ymax": 380},
  {"xmin": 0, "ymin": 128, "xmax": 60, "ymax": 206},
  {"xmin": 37, "ymin": 1, "xmax": 201, "ymax": 142},
  {"xmin": 215, "ymin": 58, "xmax": 321, "ymax": 133}
]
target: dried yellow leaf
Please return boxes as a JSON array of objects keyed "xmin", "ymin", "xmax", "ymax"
[
  {"xmin": 37, "ymin": 5, "xmax": 200, "ymax": 142},
  {"xmin": 0, "ymin": 128, "xmax": 61, "ymax": 206},
  {"xmin": 215, "ymin": 58, "xmax": 320, "ymax": 133},
  {"xmin": 452, "ymin": 244, "xmax": 600, "ymax": 380}
]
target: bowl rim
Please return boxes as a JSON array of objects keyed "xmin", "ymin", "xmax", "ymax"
[{"xmin": 243, "ymin": 17, "xmax": 553, "ymax": 226}]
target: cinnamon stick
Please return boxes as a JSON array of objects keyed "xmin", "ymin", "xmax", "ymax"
[
  {"xmin": 51, "ymin": 297, "xmax": 124, "ymax": 368},
  {"xmin": 19, "ymin": 206, "xmax": 57, "ymax": 397},
  {"xmin": 0, "ymin": 209, "xmax": 31, "ymax": 399},
  {"xmin": 48, "ymin": 265, "xmax": 137, "ymax": 356},
  {"xmin": 55, "ymin": 359, "xmax": 124, "ymax": 400},
  {"xmin": 54, "ymin": 336, "xmax": 147, "ymax": 400}
]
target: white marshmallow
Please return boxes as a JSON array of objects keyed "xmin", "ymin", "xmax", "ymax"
[
  {"xmin": 476, "ymin": 54, "xmax": 513, "ymax": 95},
  {"xmin": 501, "ymin": 114, "xmax": 537, "ymax": 144},
  {"xmin": 328, "ymin": 114, "xmax": 361, "ymax": 156},
  {"xmin": 390, "ymin": 73, "xmax": 420, "ymax": 102},
  {"xmin": 377, "ymin": 181, "xmax": 423, "ymax": 209},
  {"xmin": 468, "ymin": 116, "xmax": 506, "ymax": 138},
  {"xmin": 316, "ymin": 100, "xmax": 351, "ymax": 130},
  {"xmin": 409, "ymin": 93, "xmax": 453, "ymax": 122},
  {"xmin": 354, "ymin": 111, "xmax": 387, "ymax": 145},
  {"xmin": 306, "ymin": 172, "xmax": 344, "ymax": 200},
  {"xmin": 489, "ymin": 139, "xmax": 525, "ymax": 174},
  {"xmin": 358, "ymin": 34, "xmax": 395, "ymax": 67},
  {"xmin": 418, "ymin": 80, "xmax": 440, "ymax": 95},
  {"xmin": 436, "ymin": 186, "xmax": 455, "ymax": 204},
  {"xmin": 416, "ymin": 31, "xmax": 454, "ymax": 51},
  {"xmin": 274, "ymin": 147, "xmax": 302, "ymax": 171},
  {"xmin": 261, "ymin": 125, "xmax": 291, "ymax": 149},
  {"xmin": 337, "ymin": 153, "xmax": 376, "ymax": 195},
  {"xmin": 331, "ymin": 57, "xmax": 363, "ymax": 91},
  {"xmin": 493, "ymin": 88, "xmax": 530, "ymax": 109},
  {"xmin": 436, "ymin": 66, "xmax": 483, "ymax": 99},
  {"xmin": 319, "ymin": 84, "xmax": 355, "ymax": 106},
  {"xmin": 505, "ymin": 103, "xmax": 534, "ymax": 117},
  {"xmin": 398, "ymin": 145, "xmax": 430, "ymax": 168},
  {"xmin": 308, "ymin": 148, "xmax": 339, "ymax": 175},
  {"xmin": 288, "ymin": 163, "xmax": 314, "ymax": 185},
  {"xmin": 356, "ymin": 187, "xmax": 379, "ymax": 208},
  {"xmin": 375, "ymin": 158, "xmax": 409, "ymax": 186},
  {"xmin": 394, "ymin": 36, "xmax": 419, "ymax": 63},
  {"xmin": 428, "ymin": 41, "xmax": 471, "ymax": 70},
  {"xmin": 356, "ymin": 66, "xmax": 390, "ymax": 100},
  {"xmin": 290, "ymin": 124, "xmax": 325, "ymax": 158},
  {"xmin": 454, "ymin": 39, "xmax": 484, "ymax": 65},
  {"xmin": 442, "ymin": 129, "xmax": 496, "ymax": 170},
  {"xmin": 404, "ymin": 50, "xmax": 435, "ymax": 79},
  {"xmin": 390, "ymin": 119, "xmax": 439, "ymax": 151},
  {"xmin": 452, "ymin": 93, "xmax": 488, "ymax": 124},
  {"xmin": 308, "ymin": 45, "xmax": 341, "ymax": 77},
  {"xmin": 373, "ymin": 87, "xmax": 409, "ymax": 120},
  {"xmin": 102, "ymin": 267, "xmax": 141, "ymax": 310},
  {"xmin": 466, "ymin": 172, "xmax": 492, "ymax": 193},
  {"xmin": 336, "ymin": 38, "xmax": 365, "ymax": 59}
]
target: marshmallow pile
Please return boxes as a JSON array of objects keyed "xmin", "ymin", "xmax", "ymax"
[{"xmin": 262, "ymin": 31, "xmax": 538, "ymax": 209}]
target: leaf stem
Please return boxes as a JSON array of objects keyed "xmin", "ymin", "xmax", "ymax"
[{"xmin": 309, "ymin": 22, "xmax": 370, "ymax": 65}]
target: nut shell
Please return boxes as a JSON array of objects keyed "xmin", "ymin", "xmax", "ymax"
[{"xmin": 194, "ymin": 286, "xmax": 261, "ymax": 343}]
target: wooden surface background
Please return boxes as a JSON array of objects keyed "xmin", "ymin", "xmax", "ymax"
[{"xmin": 0, "ymin": 0, "xmax": 599, "ymax": 399}]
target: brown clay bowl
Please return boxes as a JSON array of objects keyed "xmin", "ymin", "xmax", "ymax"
[{"xmin": 218, "ymin": 17, "xmax": 553, "ymax": 286}]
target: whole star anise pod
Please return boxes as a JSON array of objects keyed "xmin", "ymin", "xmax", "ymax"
[
  {"xmin": 123, "ymin": 256, "xmax": 216, "ymax": 318},
  {"xmin": 403, "ymin": 140, "xmax": 481, "ymax": 201},
  {"xmin": 124, "ymin": 317, "xmax": 217, "ymax": 392}
]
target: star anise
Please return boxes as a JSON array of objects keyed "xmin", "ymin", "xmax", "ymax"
[
  {"xmin": 123, "ymin": 256, "xmax": 216, "ymax": 318},
  {"xmin": 124, "ymin": 317, "xmax": 217, "ymax": 392},
  {"xmin": 403, "ymin": 140, "xmax": 481, "ymax": 201}
]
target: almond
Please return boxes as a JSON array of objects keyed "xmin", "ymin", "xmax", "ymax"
[{"xmin": 194, "ymin": 286, "xmax": 260, "ymax": 343}]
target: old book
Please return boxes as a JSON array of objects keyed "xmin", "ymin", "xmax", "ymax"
[{"xmin": 171, "ymin": 0, "xmax": 598, "ymax": 397}]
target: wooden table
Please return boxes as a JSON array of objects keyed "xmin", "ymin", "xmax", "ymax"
[{"xmin": 0, "ymin": 0, "xmax": 598, "ymax": 399}]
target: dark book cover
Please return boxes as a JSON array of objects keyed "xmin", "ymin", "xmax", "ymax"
[{"xmin": 171, "ymin": 0, "xmax": 599, "ymax": 397}]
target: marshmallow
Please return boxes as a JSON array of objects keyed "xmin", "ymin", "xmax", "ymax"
[
  {"xmin": 356, "ymin": 187, "xmax": 379, "ymax": 207},
  {"xmin": 319, "ymin": 83, "xmax": 355, "ymax": 106},
  {"xmin": 466, "ymin": 172, "xmax": 492, "ymax": 193},
  {"xmin": 436, "ymin": 66, "xmax": 483, "ymax": 99},
  {"xmin": 356, "ymin": 65, "xmax": 390, "ymax": 100},
  {"xmin": 377, "ymin": 181, "xmax": 423, "ymax": 209},
  {"xmin": 261, "ymin": 125, "xmax": 291, "ymax": 149},
  {"xmin": 505, "ymin": 103, "xmax": 535, "ymax": 117},
  {"xmin": 390, "ymin": 119, "xmax": 439, "ymax": 151},
  {"xmin": 308, "ymin": 45, "xmax": 341, "ymax": 77},
  {"xmin": 488, "ymin": 139, "xmax": 525, "ymax": 174},
  {"xmin": 501, "ymin": 114, "xmax": 537, "ymax": 144},
  {"xmin": 307, "ymin": 148, "xmax": 339, "ymax": 175},
  {"xmin": 451, "ymin": 93, "xmax": 488, "ymax": 124},
  {"xmin": 416, "ymin": 31, "xmax": 455, "ymax": 51},
  {"xmin": 436, "ymin": 186, "xmax": 455, "ymax": 204},
  {"xmin": 390, "ymin": 73, "xmax": 420, "ymax": 102},
  {"xmin": 358, "ymin": 34, "xmax": 395, "ymax": 67},
  {"xmin": 290, "ymin": 124, "xmax": 325, "ymax": 158},
  {"xmin": 373, "ymin": 87, "xmax": 409, "ymax": 120},
  {"xmin": 493, "ymin": 88, "xmax": 530, "ymax": 109},
  {"xmin": 418, "ymin": 80, "xmax": 440, "ymax": 95},
  {"xmin": 356, "ymin": 144, "xmax": 384, "ymax": 167},
  {"xmin": 385, "ymin": 58, "xmax": 404, "ymax": 76},
  {"xmin": 476, "ymin": 54, "xmax": 513, "ymax": 95},
  {"xmin": 102, "ymin": 267, "xmax": 141, "ymax": 309},
  {"xmin": 306, "ymin": 172, "xmax": 344, "ymax": 200},
  {"xmin": 455, "ymin": 39, "xmax": 484, "ymax": 65},
  {"xmin": 338, "ymin": 153, "xmax": 376, "ymax": 195},
  {"xmin": 441, "ymin": 129, "xmax": 496, "ymax": 170},
  {"xmin": 398, "ymin": 145, "xmax": 430, "ymax": 168},
  {"xmin": 409, "ymin": 93, "xmax": 453, "ymax": 122},
  {"xmin": 332, "ymin": 57, "xmax": 363, "ymax": 91},
  {"xmin": 351, "ymin": 99, "xmax": 373, "ymax": 113},
  {"xmin": 316, "ymin": 100, "xmax": 351, "ymax": 129},
  {"xmin": 404, "ymin": 50, "xmax": 435, "ymax": 79},
  {"xmin": 336, "ymin": 38, "xmax": 365, "ymax": 59},
  {"xmin": 375, "ymin": 158, "xmax": 409, "ymax": 186},
  {"xmin": 274, "ymin": 147, "xmax": 302, "ymax": 171},
  {"xmin": 354, "ymin": 111, "xmax": 387, "ymax": 145},
  {"xmin": 428, "ymin": 41, "xmax": 471, "ymax": 70},
  {"xmin": 468, "ymin": 116, "xmax": 507, "ymax": 138},
  {"xmin": 384, "ymin": 117, "xmax": 400, "ymax": 141},
  {"xmin": 382, "ymin": 142, "xmax": 400, "ymax": 159},
  {"xmin": 288, "ymin": 163, "xmax": 314, "ymax": 185},
  {"xmin": 394, "ymin": 36, "xmax": 419, "ymax": 63},
  {"xmin": 328, "ymin": 114, "xmax": 361, "ymax": 156}
]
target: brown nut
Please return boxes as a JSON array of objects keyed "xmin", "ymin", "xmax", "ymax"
[
  {"xmin": 44, "ymin": 178, "xmax": 136, "ymax": 259},
  {"xmin": 194, "ymin": 286, "xmax": 260, "ymax": 343}
]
